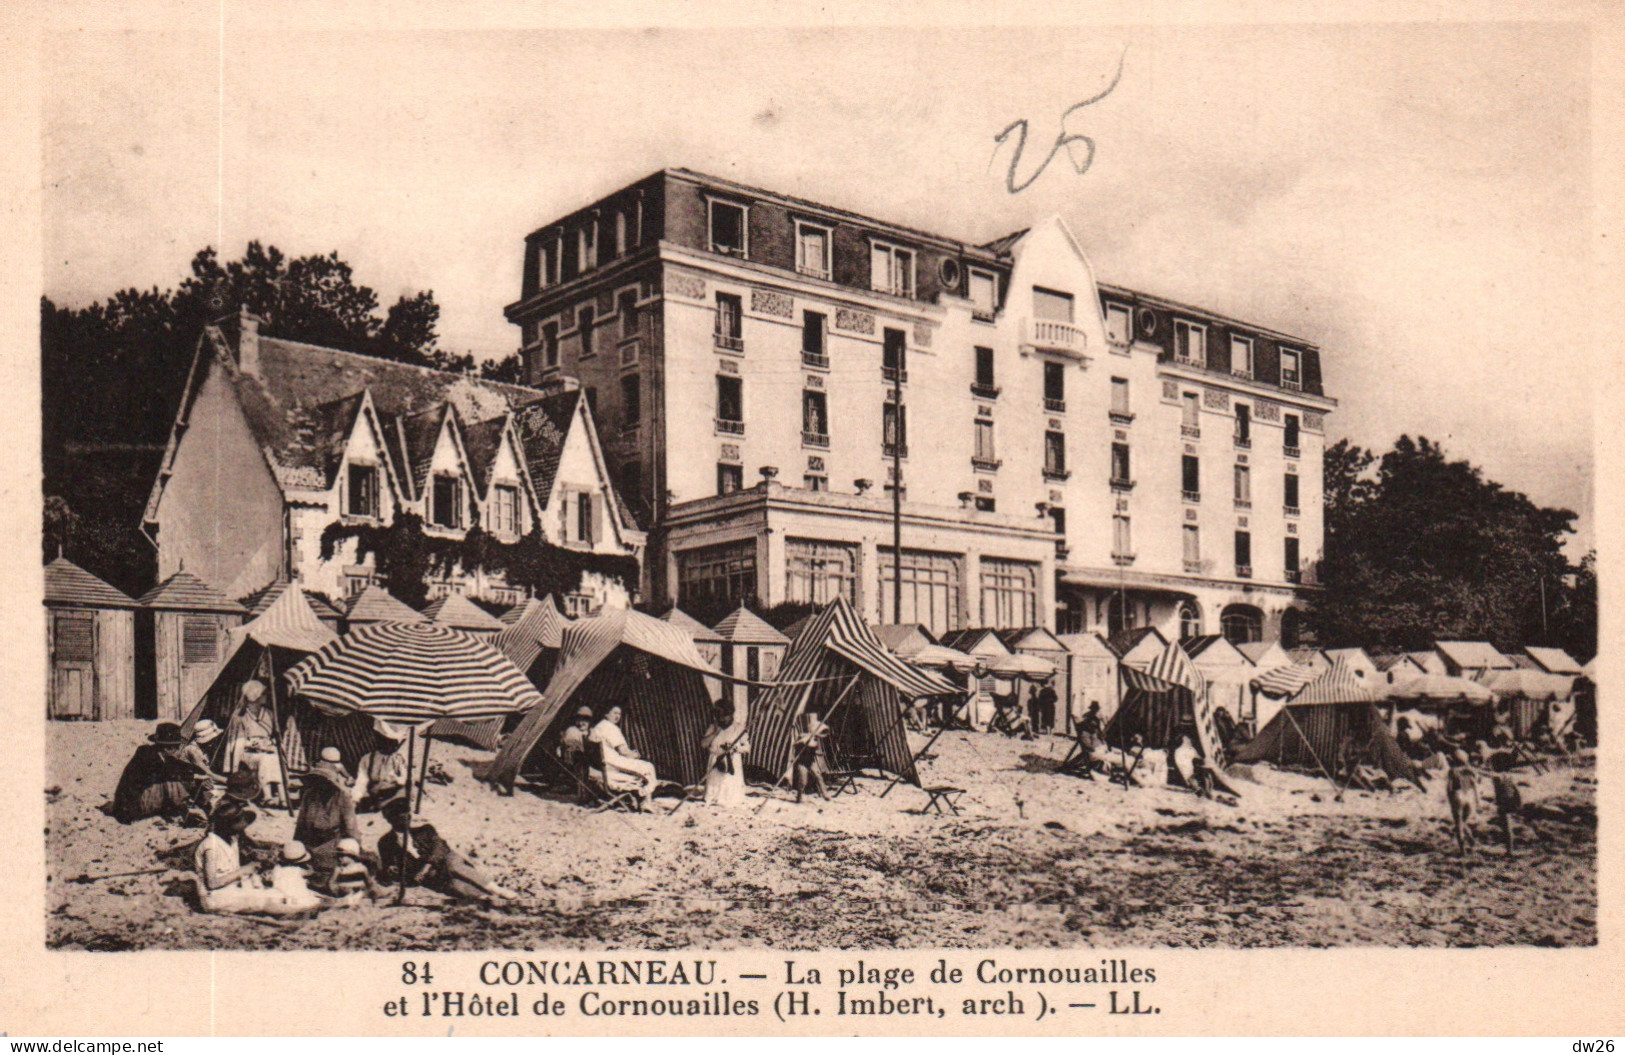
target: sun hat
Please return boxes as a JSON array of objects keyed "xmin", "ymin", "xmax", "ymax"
[
  {"xmin": 281, "ymin": 841, "xmax": 311, "ymax": 865},
  {"xmin": 336, "ymin": 837, "xmax": 362, "ymax": 857},
  {"xmin": 149, "ymin": 722, "xmax": 186, "ymax": 745},
  {"xmin": 240, "ymin": 680, "xmax": 266, "ymax": 703},
  {"xmin": 575, "ymin": 706, "xmax": 595, "ymax": 720},
  {"xmin": 320, "ymin": 746, "xmax": 343, "ymax": 763},
  {"xmin": 193, "ymin": 719, "xmax": 223, "ymax": 744}
]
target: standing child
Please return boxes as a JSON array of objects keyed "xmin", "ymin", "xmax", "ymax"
[
  {"xmin": 1444, "ymin": 749, "xmax": 1481, "ymax": 855},
  {"xmin": 792, "ymin": 710, "xmax": 830, "ymax": 804}
]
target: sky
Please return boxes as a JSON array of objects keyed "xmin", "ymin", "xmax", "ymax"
[{"xmin": 41, "ymin": 9, "xmax": 1596, "ymax": 553}]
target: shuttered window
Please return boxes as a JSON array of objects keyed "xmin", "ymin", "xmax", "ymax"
[
  {"xmin": 53, "ymin": 612, "xmax": 95, "ymax": 663},
  {"xmin": 182, "ymin": 617, "xmax": 218, "ymax": 666}
]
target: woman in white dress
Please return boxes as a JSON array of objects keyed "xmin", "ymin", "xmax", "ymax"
[
  {"xmin": 590, "ymin": 705, "xmax": 658, "ymax": 810},
  {"xmin": 194, "ymin": 806, "xmax": 317, "ymax": 916},
  {"xmin": 701, "ymin": 700, "xmax": 750, "ymax": 808},
  {"xmin": 222, "ymin": 681, "xmax": 284, "ymax": 803}
]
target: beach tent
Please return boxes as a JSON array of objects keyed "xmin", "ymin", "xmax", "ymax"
[
  {"xmin": 749, "ymin": 597, "xmax": 955, "ymax": 789},
  {"xmin": 342, "ymin": 584, "xmax": 426, "ymax": 630},
  {"xmin": 45, "ymin": 557, "xmax": 138, "ymax": 720},
  {"xmin": 493, "ymin": 594, "xmax": 566, "ymax": 680},
  {"xmin": 1249, "ymin": 662, "xmax": 1321, "ymax": 730},
  {"xmin": 421, "ymin": 592, "xmax": 505, "ymax": 636},
  {"xmin": 1104, "ymin": 640, "xmax": 1239, "ymax": 793},
  {"xmin": 483, "ymin": 607, "xmax": 723, "ymax": 791},
  {"xmin": 241, "ymin": 580, "xmax": 344, "ymax": 634}
]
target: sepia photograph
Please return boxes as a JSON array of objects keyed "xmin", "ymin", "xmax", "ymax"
[{"xmin": 34, "ymin": 5, "xmax": 1600, "ymax": 961}]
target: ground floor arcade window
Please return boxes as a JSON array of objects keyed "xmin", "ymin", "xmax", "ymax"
[
  {"xmin": 1220, "ymin": 603, "xmax": 1264, "ymax": 645},
  {"xmin": 879, "ymin": 548, "xmax": 962, "ymax": 636},
  {"xmin": 677, "ymin": 539, "xmax": 757, "ymax": 611},
  {"xmin": 785, "ymin": 538, "xmax": 858, "ymax": 606},
  {"xmin": 979, "ymin": 557, "xmax": 1039, "ymax": 628}
]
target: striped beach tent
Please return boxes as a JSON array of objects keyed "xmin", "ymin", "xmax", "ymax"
[
  {"xmin": 747, "ymin": 597, "xmax": 955, "ymax": 789},
  {"xmin": 1252, "ymin": 662, "xmax": 1321, "ymax": 699},
  {"xmin": 422, "ymin": 593, "xmax": 505, "ymax": 635},
  {"xmin": 1290, "ymin": 660, "xmax": 1377, "ymax": 705},
  {"xmin": 482, "ymin": 607, "xmax": 723, "ymax": 791},
  {"xmin": 493, "ymin": 594, "xmax": 567, "ymax": 679},
  {"xmin": 1106, "ymin": 640, "xmax": 1237, "ymax": 784},
  {"xmin": 285, "ymin": 621, "xmax": 541, "ymax": 727}
]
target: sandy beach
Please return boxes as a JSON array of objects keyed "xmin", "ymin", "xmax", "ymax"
[{"xmin": 47, "ymin": 720, "xmax": 1596, "ymax": 950}]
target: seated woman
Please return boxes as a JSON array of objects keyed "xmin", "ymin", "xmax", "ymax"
[
  {"xmin": 324, "ymin": 837, "xmax": 388, "ymax": 901},
  {"xmin": 194, "ymin": 805, "xmax": 315, "ymax": 916},
  {"xmin": 701, "ymin": 700, "xmax": 750, "ymax": 808},
  {"xmin": 377, "ymin": 797, "xmax": 515, "ymax": 902},
  {"xmin": 112, "ymin": 722, "xmax": 219, "ymax": 824},
  {"xmin": 222, "ymin": 681, "xmax": 283, "ymax": 804},
  {"xmin": 352, "ymin": 729, "xmax": 409, "ymax": 813},
  {"xmin": 590, "ymin": 705, "xmax": 658, "ymax": 810},
  {"xmin": 293, "ymin": 747, "xmax": 361, "ymax": 881}
]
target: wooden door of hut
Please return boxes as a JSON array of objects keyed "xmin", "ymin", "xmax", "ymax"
[{"xmin": 49, "ymin": 610, "xmax": 97, "ymax": 719}]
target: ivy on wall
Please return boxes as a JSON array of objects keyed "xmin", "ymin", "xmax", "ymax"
[{"xmin": 319, "ymin": 511, "xmax": 640, "ymax": 610}]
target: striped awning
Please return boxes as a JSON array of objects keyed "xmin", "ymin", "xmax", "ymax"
[
  {"xmin": 823, "ymin": 599, "xmax": 955, "ymax": 699},
  {"xmin": 1253, "ymin": 662, "xmax": 1320, "ymax": 699},
  {"xmin": 493, "ymin": 594, "xmax": 566, "ymax": 673},
  {"xmin": 1120, "ymin": 664, "xmax": 1184, "ymax": 694},
  {"xmin": 1143, "ymin": 640, "xmax": 1206, "ymax": 698},
  {"xmin": 285, "ymin": 621, "xmax": 541, "ymax": 726}
]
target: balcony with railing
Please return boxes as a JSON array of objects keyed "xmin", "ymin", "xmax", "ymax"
[
  {"xmin": 1281, "ymin": 376, "xmax": 1302, "ymax": 392},
  {"xmin": 1286, "ymin": 569, "xmax": 1302, "ymax": 584},
  {"xmin": 715, "ymin": 418, "xmax": 745, "ymax": 435},
  {"xmin": 1284, "ymin": 445, "xmax": 1300, "ymax": 459},
  {"xmin": 1236, "ymin": 564, "xmax": 1253, "ymax": 579},
  {"xmin": 715, "ymin": 332, "xmax": 744, "ymax": 354},
  {"xmin": 881, "ymin": 365, "xmax": 908, "ymax": 384},
  {"xmin": 1042, "ymin": 465, "xmax": 1070, "ymax": 481},
  {"xmin": 1182, "ymin": 489, "xmax": 1201, "ymax": 504},
  {"xmin": 802, "ymin": 431, "xmax": 829, "ymax": 449},
  {"xmin": 1234, "ymin": 434, "xmax": 1252, "ymax": 450},
  {"xmin": 1024, "ymin": 318, "xmax": 1089, "ymax": 360},
  {"xmin": 1181, "ymin": 424, "xmax": 1201, "ymax": 439},
  {"xmin": 971, "ymin": 383, "xmax": 1001, "ymax": 400},
  {"xmin": 1112, "ymin": 552, "xmax": 1137, "ymax": 567},
  {"xmin": 883, "ymin": 442, "xmax": 909, "ymax": 459},
  {"xmin": 1283, "ymin": 504, "xmax": 1300, "ymax": 518},
  {"xmin": 1183, "ymin": 559, "xmax": 1203, "ymax": 574},
  {"xmin": 972, "ymin": 456, "xmax": 1003, "ymax": 472},
  {"xmin": 802, "ymin": 350, "xmax": 830, "ymax": 370},
  {"xmin": 1110, "ymin": 476, "xmax": 1135, "ymax": 493},
  {"xmin": 1108, "ymin": 409, "xmax": 1135, "ymax": 425},
  {"xmin": 1045, "ymin": 397, "xmax": 1067, "ymax": 414},
  {"xmin": 1234, "ymin": 498, "xmax": 1252, "ymax": 511}
]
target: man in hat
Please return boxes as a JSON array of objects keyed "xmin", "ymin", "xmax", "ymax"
[
  {"xmin": 559, "ymin": 706, "xmax": 595, "ymax": 802},
  {"xmin": 111, "ymin": 722, "xmax": 220, "ymax": 824},
  {"xmin": 353, "ymin": 726, "xmax": 409, "ymax": 813},
  {"xmin": 223, "ymin": 680, "xmax": 284, "ymax": 805},
  {"xmin": 294, "ymin": 746, "xmax": 361, "ymax": 879},
  {"xmin": 377, "ymin": 796, "xmax": 516, "ymax": 902}
]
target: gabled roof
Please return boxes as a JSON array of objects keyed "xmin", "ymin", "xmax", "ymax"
[
  {"xmin": 1057, "ymin": 632, "xmax": 1116, "ymax": 660},
  {"xmin": 1435, "ymin": 640, "xmax": 1514, "ymax": 671},
  {"xmin": 1105, "ymin": 625, "xmax": 1167, "ymax": 659},
  {"xmin": 662, "ymin": 607, "xmax": 725, "ymax": 645},
  {"xmin": 240, "ymin": 580, "xmax": 344, "ymax": 624},
  {"xmin": 939, "ymin": 628, "xmax": 1010, "ymax": 655},
  {"xmin": 1182, "ymin": 634, "xmax": 1251, "ymax": 665},
  {"xmin": 511, "ymin": 390, "xmax": 580, "ymax": 512},
  {"xmin": 1324, "ymin": 647, "xmax": 1377, "ymax": 671},
  {"xmin": 1523, "ymin": 646, "xmax": 1582, "ymax": 675},
  {"xmin": 1286, "ymin": 646, "xmax": 1330, "ymax": 668},
  {"xmin": 344, "ymin": 584, "xmax": 426, "ymax": 624},
  {"xmin": 137, "ymin": 570, "xmax": 246, "ymax": 614},
  {"xmin": 873, "ymin": 624, "xmax": 935, "ymax": 655},
  {"xmin": 459, "ymin": 414, "xmax": 510, "ymax": 499},
  {"xmin": 995, "ymin": 627, "xmax": 1068, "ymax": 652},
  {"xmin": 421, "ymin": 592, "xmax": 506, "ymax": 632},
  {"xmin": 713, "ymin": 607, "xmax": 790, "ymax": 646},
  {"xmin": 1238, "ymin": 640, "xmax": 1289, "ymax": 667},
  {"xmin": 44, "ymin": 558, "xmax": 138, "ymax": 609},
  {"xmin": 1373, "ymin": 652, "xmax": 1423, "ymax": 673}
]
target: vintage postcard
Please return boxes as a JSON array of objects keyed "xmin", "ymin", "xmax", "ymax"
[{"xmin": 1, "ymin": 0, "xmax": 1621, "ymax": 1039}]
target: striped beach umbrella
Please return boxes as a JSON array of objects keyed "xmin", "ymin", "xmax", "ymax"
[{"xmin": 285, "ymin": 621, "xmax": 542, "ymax": 726}]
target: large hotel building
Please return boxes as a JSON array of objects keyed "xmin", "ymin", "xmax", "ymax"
[{"xmin": 504, "ymin": 169, "xmax": 1334, "ymax": 646}]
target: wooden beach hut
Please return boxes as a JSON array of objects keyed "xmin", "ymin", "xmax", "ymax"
[
  {"xmin": 44, "ymin": 557, "xmax": 138, "ymax": 720},
  {"xmin": 136, "ymin": 570, "xmax": 246, "ymax": 721}
]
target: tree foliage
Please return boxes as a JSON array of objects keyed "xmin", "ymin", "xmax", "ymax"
[{"xmin": 1309, "ymin": 435, "xmax": 1591, "ymax": 659}]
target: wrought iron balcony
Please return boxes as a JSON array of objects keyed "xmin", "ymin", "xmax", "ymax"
[
  {"xmin": 882, "ymin": 365, "xmax": 908, "ymax": 384},
  {"xmin": 1112, "ymin": 552, "xmax": 1137, "ymax": 567},
  {"xmin": 715, "ymin": 418, "xmax": 745, "ymax": 435},
  {"xmin": 972, "ymin": 456, "xmax": 1003, "ymax": 472},
  {"xmin": 1181, "ymin": 424, "xmax": 1201, "ymax": 439},
  {"xmin": 802, "ymin": 351, "xmax": 829, "ymax": 370},
  {"xmin": 1284, "ymin": 445, "xmax": 1300, "ymax": 459},
  {"xmin": 1110, "ymin": 476, "xmax": 1136, "ymax": 493},
  {"xmin": 715, "ymin": 332, "xmax": 744, "ymax": 353},
  {"xmin": 971, "ymin": 382, "xmax": 1001, "ymax": 400},
  {"xmin": 1236, "ymin": 564, "xmax": 1253, "ymax": 579},
  {"xmin": 1234, "ymin": 499, "xmax": 1252, "ymax": 510},
  {"xmin": 802, "ymin": 431, "xmax": 829, "ymax": 449},
  {"xmin": 1182, "ymin": 489, "xmax": 1201, "ymax": 504},
  {"xmin": 1042, "ymin": 467, "xmax": 1070, "ymax": 481},
  {"xmin": 1234, "ymin": 435, "xmax": 1252, "ymax": 450},
  {"xmin": 1045, "ymin": 397, "xmax": 1067, "ymax": 414},
  {"xmin": 1109, "ymin": 410, "xmax": 1135, "ymax": 424},
  {"xmin": 1284, "ymin": 504, "xmax": 1301, "ymax": 518}
]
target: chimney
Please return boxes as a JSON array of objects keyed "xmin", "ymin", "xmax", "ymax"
[{"xmin": 238, "ymin": 308, "xmax": 263, "ymax": 377}]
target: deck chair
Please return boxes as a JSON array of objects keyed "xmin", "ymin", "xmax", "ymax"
[
  {"xmin": 581, "ymin": 739, "xmax": 639, "ymax": 813},
  {"xmin": 1056, "ymin": 729, "xmax": 1106, "ymax": 780}
]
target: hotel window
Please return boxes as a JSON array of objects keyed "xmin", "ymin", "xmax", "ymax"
[
  {"xmin": 678, "ymin": 539, "xmax": 757, "ymax": 611},
  {"xmin": 1183, "ymin": 524, "xmax": 1201, "ymax": 567},
  {"xmin": 871, "ymin": 242, "xmax": 916, "ymax": 298},
  {"xmin": 1234, "ymin": 464, "xmax": 1251, "ymax": 506},
  {"xmin": 802, "ymin": 311, "xmax": 827, "ymax": 364},
  {"xmin": 1111, "ymin": 443, "xmax": 1131, "ymax": 485},
  {"xmin": 980, "ymin": 558, "xmax": 1039, "ymax": 628},
  {"xmin": 882, "ymin": 328, "xmax": 907, "ymax": 382},
  {"xmin": 1112, "ymin": 515, "xmax": 1133, "ymax": 559},
  {"xmin": 1044, "ymin": 360, "xmax": 1065, "ymax": 411},
  {"xmin": 542, "ymin": 321, "xmax": 560, "ymax": 370},
  {"xmin": 1044, "ymin": 431, "xmax": 1067, "ymax": 476},
  {"xmin": 1049, "ymin": 507, "xmax": 1067, "ymax": 536},
  {"xmin": 620, "ymin": 374, "xmax": 641, "ymax": 424},
  {"xmin": 1032, "ymin": 286, "xmax": 1075, "ymax": 323},
  {"xmin": 431, "ymin": 473, "xmax": 462, "ymax": 529},
  {"xmin": 1182, "ymin": 454, "xmax": 1200, "ymax": 501},
  {"xmin": 491, "ymin": 483, "xmax": 521, "ymax": 537},
  {"xmin": 1281, "ymin": 349, "xmax": 1302, "ymax": 389},
  {"xmin": 346, "ymin": 463, "xmax": 379, "ymax": 519},
  {"xmin": 803, "ymin": 473, "xmax": 828, "ymax": 492},
  {"xmin": 968, "ymin": 268, "xmax": 997, "ymax": 318},
  {"xmin": 1179, "ymin": 600, "xmax": 1202, "ymax": 641},
  {"xmin": 715, "ymin": 292, "xmax": 743, "ymax": 351},
  {"xmin": 974, "ymin": 419, "xmax": 997, "ymax": 465},
  {"xmin": 1235, "ymin": 403, "xmax": 1251, "ymax": 446},
  {"xmin": 534, "ymin": 243, "xmax": 552, "ymax": 290},
  {"xmin": 1110, "ymin": 376, "xmax": 1130, "ymax": 416},
  {"xmin": 802, "ymin": 390, "xmax": 829, "ymax": 446},
  {"xmin": 795, "ymin": 221, "xmax": 832, "ymax": 279},
  {"xmin": 716, "ymin": 375, "xmax": 743, "ymax": 431},
  {"xmin": 974, "ymin": 345, "xmax": 996, "ymax": 392},
  {"xmin": 577, "ymin": 305, "xmax": 596, "ymax": 358},
  {"xmin": 1182, "ymin": 391, "xmax": 1201, "ymax": 434},
  {"xmin": 786, "ymin": 538, "xmax": 857, "ymax": 606},
  {"xmin": 1284, "ymin": 413, "xmax": 1301, "ymax": 452},
  {"xmin": 708, "ymin": 199, "xmax": 748, "ymax": 257},
  {"xmin": 1284, "ymin": 472, "xmax": 1300, "ymax": 513},
  {"xmin": 578, "ymin": 222, "xmax": 597, "ymax": 272},
  {"xmin": 879, "ymin": 548, "xmax": 963, "ymax": 634},
  {"xmin": 1104, "ymin": 302, "xmax": 1132, "ymax": 345},
  {"xmin": 1285, "ymin": 537, "xmax": 1301, "ymax": 580},
  {"xmin": 614, "ymin": 211, "xmax": 628, "ymax": 257},
  {"xmin": 1234, "ymin": 530, "xmax": 1253, "ymax": 576},
  {"xmin": 561, "ymin": 230, "xmax": 580, "ymax": 282},
  {"xmin": 1232, "ymin": 335, "xmax": 1253, "ymax": 377},
  {"xmin": 716, "ymin": 463, "xmax": 744, "ymax": 496},
  {"xmin": 618, "ymin": 290, "xmax": 639, "ymax": 339},
  {"xmin": 883, "ymin": 402, "xmax": 908, "ymax": 457},
  {"xmin": 1175, "ymin": 320, "xmax": 1206, "ymax": 364}
]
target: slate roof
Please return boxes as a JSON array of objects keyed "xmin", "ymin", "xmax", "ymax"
[
  {"xmin": 713, "ymin": 607, "xmax": 790, "ymax": 646},
  {"xmin": 44, "ymin": 558, "xmax": 138, "ymax": 609},
  {"xmin": 344, "ymin": 584, "xmax": 426, "ymax": 624},
  {"xmin": 1181, "ymin": 634, "xmax": 1246, "ymax": 662},
  {"xmin": 1238, "ymin": 640, "xmax": 1287, "ymax": 666},
  {"xmin": 511, "ymin": 391, "xmax": 580, "ymax": 512},
  {"xmin": 421, "ymin": 592, "xmax": 506, "ymax": 632},
  {"xmin": 994, "ymin": 627, "xmax": 1067, "ymax": 652},
  {"xmin": 460, "ymin": 414, "xmax": 510, "ymax": 500},
  {"xmin": 662, "ymin": 607, "xmax": 724, "ymax": 644},
  {"xmin": 137, "ymin": 570, "xmax": 247, "ymax": 613}
]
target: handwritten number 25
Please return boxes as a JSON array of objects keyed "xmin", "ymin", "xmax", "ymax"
[{"xmin": 994, "ymin": 50, "xmax": 1125, "ymax": 194}]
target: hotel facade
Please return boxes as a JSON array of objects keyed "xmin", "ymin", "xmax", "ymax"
[{"xmin": 504, "ymin": 169, "xmax": 1335, "ymax": 645}]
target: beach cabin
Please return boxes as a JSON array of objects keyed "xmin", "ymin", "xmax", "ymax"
[
  {"xmin": 1285, "ymin": 647, "xmax": 1333, "ymax": 676},
  {"xmin": 1324, "ymin": 647, "xmax": 1381, "ymax": 686},
  {"xmin": 873, "ymin": 624, "xmax": 936, "ymax": 660},
  {"xmin": 1434, "ymin": 640, "xmax": 1515, "ymax": 681},
  {"xmin": 1374, "ymin": 652, "xmax": 1431, "ymax": 686},
  {"xmin": 997, "ymin": 627, "xmax": 1073, "ymax": 731},
  {"xmin": 1406, "ymin": 650, "xmax": 1449, "ymax": 676},
  {"xmin": 713, "ymin": 607, "xmax": 790, "ymax": 716},
  {"xmin": 136, "ymin": 570, "xmax": 246, "ymax": 721},
  {"xmin": 1183, "ymin": 634, "xmax": 1257, "ymax": 729},
  {"xmin": 940, "ymin": 628, "xmax": 1014, "ymax": 728},
  {"xmin": 44, "ymin": 558, "xmax": 138, "ymax": 720},
  {"xmin": 1059, "ymin": 632, "xmax": 1119, "ymax": 724},
  {"xmin": 663, "ymin": 608, "xmax": 725, "ymax": 666},
  {"xmin": 1106, "ymin": 626, "xmax": 1168, "ymax": 670},
  {"xmin": 1523, "ymin": 646, "xmax": 1583, "ymax": 677},
  {"xmin": 1238, "ymin": 639, "xmax": 1290, "ymax": 673}
]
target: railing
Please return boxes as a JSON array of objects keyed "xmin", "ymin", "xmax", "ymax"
[
  {"xmin": 883, "ymin": 442, "xmax": 908, "ymax": 459},
  {"xmin": 1045, "ymin": 397, "xmax": 1067, "ymax": 413},
  {"xmin": 1110, "ymin": 477, "xmax": 1135, "ymax": 492},
  {"xmin": 1232, "ymin": 369, "xmax": 1253, "ymax": 380},
  {"xmin": 715, "ymin": 332, "xmax": 744, "ymax": 353},
  {"xmin": 802, "ymin": 351, "xmax": 829, "ymax": 370},
  {"xmin": 972, "ymin": 456, "xmax": 1003, "ymax": 472},
  {"xmin": 1109, "ymin": 409, "xmax": 1134, "ymax": 424},
  {"xmin": 802, "ymin": 431, "xmax": 829, "ymax": 449},
  {"xmin": 1284, "ymin": 445, "xmax": 1300, "ymax": 459},
  {"xmin": 1182, "ymin": 489, "xmax": 1201, "ymax": 504},
  {"xmin": 972, "ymin": 308, "xmax": 997, "ymax": 323},
  {"xmin": 1236, "ymin": 564, "xmax": 1253, "ymax": 579},
  {"xmin": 1182, "ymin": 424, "xmax": 1201, "ymax": 438},
  {"xmin": 1281, "ymin": 377, "xmax": 1302, "ymax": 392},
  {"xmin": 1234, "ymin": 499, "xmax": 1252, "ymax": 510},
  {"xmin": 1234, "ymin": 435, "xmax": 1252, "ymax": 450},
  {"xmin": 1042, "ymin": 467, "xmax": 1070, "ymax": 481},
  {"xmin": 971, "ymin": 383, "xmax": 1001, "ymax": 399},
  {"xmin": 1026, "ymin": 318, "xmax": 1088, "ymax": 358},
  {"xmin": 796, "ymin": 264, "xmax": 831, "ymax": 281},
  {"xmin": 716, "ymin": 418, "xmax": 745, "ymax": 435},
  {"xmin": 1112, "ymin": 552, "xmax": 1137, "ymax": 567},
  {"xmin": 882, "ymin": 365, "xmax": 908, "ymax": 384},
  {"xmin": 1286, "ymin": 570, "xmax": 1302, "ymax": 584},
  {"xmin": 1183, "ymin": 559, "xmax": 1203, "ymax": 574},
  {"xmin": 1283, "ymin": 504, "xmax": 1300, "ymax": 517}
]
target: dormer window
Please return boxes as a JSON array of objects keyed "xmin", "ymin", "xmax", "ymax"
[
  {"xmin": 968, "ymin": 268, "xmax": 998, "ymax": 319},
  {"xmin": 709, "ymin": 199, "xmax": 748, "ymax": 258},
  {"xmin": 870, "ymin": 241, "xmax": 915, "ymax": 298},
  {"xmin": 1104, "ymin": 303, "xmax": 1132, "ymax": 345},
  {"xmin": 578, "ymin": 222, "xmax": 597, "ymax": 272},
  {"xmin": 346, "ymin": 463, "xmax": 379, "ymax": 519},
  {"xmin": 1231, "ymin": 335, "xmax": 1254, "ymax": 378},
  {"xmin": 1175, "ymin": 320, "xmax": 1206, "ymax": 364},
  {"xmin": 491, "ymin": 483, "xmax": 521, "ymax": 537},
  {"xmin": 430, "ymin": 473, "xmax": 463, "ymax": 529},
  {"xmin": 1281, "ymin": 349, "xmax": 1302, "ymax": 390},
  {"xmin": 795, "ymin": 220, "xmax": 832, "ymax": 280}
]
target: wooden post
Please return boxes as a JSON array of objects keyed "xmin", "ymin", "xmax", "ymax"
[
  {"xmin": 416, "ymin": 732, "xmax": 433, "ymax": 812},
  {"xmin": 263, "ymin": 650, "xmax": 296, "ymax": 814},
  {"xmin": 398, "ymin": 725, "xmax": 415, "ymax": 904}
]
